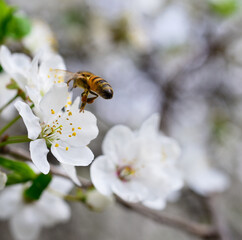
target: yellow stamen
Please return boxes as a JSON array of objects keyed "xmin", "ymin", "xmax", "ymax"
[
  {"xmin": 66, "ymin": 147, "xmax": 69, "ymax": 151},
  {"xmin": 51, "ymin": 109, "xmax": 55, "ymax": 114},
  {"xmin": 72, "ymin": 132, "xmax": 76, "ymax": 136},
  {"xmin": 55, "ymin": 143, "xmax": 59, "ymax": 147}
]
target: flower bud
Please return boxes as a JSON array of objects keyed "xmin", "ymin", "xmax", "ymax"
[{"xmin": 86, "ymin": 190, "xmax": 113, "ymax": 212}]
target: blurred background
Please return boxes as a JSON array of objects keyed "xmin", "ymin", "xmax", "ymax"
[{"xmin": 1, "ymin": 0, "xmax": 242, "ymax": 239}]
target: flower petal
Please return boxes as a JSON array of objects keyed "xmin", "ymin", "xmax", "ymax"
[
  {"xmin": 0, "ymin": 185, "xmax": 22, "ymax": 219},
  {"xmin": 0, "ymin": 45, "xmax": 31, "ymax": 90},
  {"xmin": 138, "ymin": 113, "xmax": 160, "ymax": 137},
  {"xmin": 10, "ymin": 207, "xmax": 41, "ymax": 240},
  {"xmin": 39, "ymin": 84, "xmax": 68, "ymax": 122},
  {"xmin": 35, "ymin": 192, "xmax": 71, "ymax": 227},
  {"xmin": 59, "ymin": 109, "xmax": 99, "ymax": 147},
  {"xmin": 90, "ymin": 156, "xmax": 116, "ymax": 196},
  {"xmin": 14, "ymin": 101, "xmax": 41, "ymax": 140},
  {"xmin": 50, "ymin": 175, "xmax": 74, "ymax": 193},
  {"xmin": 160, "ymin": 136, "xmax": 181, "ymax": 162},
  {"xmin": 30, "ymin": 139, "xmax": 50, "ymax": 174},
  {"xmin": 102, "ymin": 125, "xmax": 134, "ymax": 163},
  {"xmin": 51, "ymin": 141, "xmax": 94, "ymax": 166},
  {"xmin": 112, "ymin": 179, "xmax": 150, "ymax": 202},
  {"xmin": 187, "ymin": 169, "xmax": 230, "ymax": 196},
  {"xmin": 61, "ymin": 164, "xmax": 81, "ymax": 186}
]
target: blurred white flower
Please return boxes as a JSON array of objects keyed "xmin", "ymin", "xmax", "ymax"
[
  {"xmin": 0, "ymin": 73, "xmax": 17, "ymax": 120},
  {"xmin": 0, "ymin": 171, "xmax": 7, "ymax": 190},
  {"xmin": 181, "ymin": 146, "xmax": 230, "ymax": 196},
  {"xmin": 0, "ymin": 176, "xmax": 73, "ymax": 240},
  {"xmin": 91, "ymin": 114, "xmax": 183, "ymax": 209},
  {"xmin": 14, "ymin": 86, "xmax": 98, "ymax": 184},
  {"xmin": 23, "ymin": 19, "xmax": 57, "ymax": 57},
  {"xmin": 170, "ymin": 100, "xmax": 230, "ymax": 196},
  {"xmin": 86, "ymin": 189, "xmax": 114, "ymax": 211},
  {"xmin": 0, "ymin": 45, "xmax": 65, "ymax": 102}
]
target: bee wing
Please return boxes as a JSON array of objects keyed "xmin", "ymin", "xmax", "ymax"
[{"xmin": 50, "ymin": 69, "xmax": 76, "ymax": 83}]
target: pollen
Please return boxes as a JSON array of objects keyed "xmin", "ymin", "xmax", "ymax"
[
  {"xmin": 49, "ymin": 68, "xmax": 53, "ymax": 72},
  {"xmin": 53, "ymin": 125, "xmax": 56, "ymax": 128},
  {"xmin": 58, "ymin": 80, "xmax": 61, "ymax": 83},
  {"xmin": 72, "ymin": 132, "xmax": 76, "ymax": 136},
  {"xmin": 47, "ymin": 75, "xmax": 50, "ymax": 78},
  {"xmin": 70, "ymin": 123, "xmax": 73, "ymax": 125},
  {"xmin": 54, "ymin": 81, "xmax": 56, "ymax": 84},
  {"xmin": 68, "ymin": 112, "xmax": 72, "ymax": 116},
  {"xmin": 55, "ymin": 143, "xmax": 59, "ymax": 147},
  {"xmin": 54, "ymin": 74, "xmax": 57, "ymax": 78},
  {"xmin": 66, "ymin": 118, "xmax": 69, "ymax": 120},
  {"xmin": 72, "ymin": 128, "xmax": 75, "ymax": 131},
  {"xmin": 66, "ymin": 147, "xmax": 69, "ymax": 151},
  {"xmin": 65, "ymin": 105, "xmax": 67, "ymax": 108},
  {"xmin": 69, "ymin": 135, "xmax": 72, "ymax": 137},
  {"xmin": 78, "ymin": 127, "xmax": 81, "ymax": 130},
  {"xmin": 51, "ymin": 109, "xmax": 55, "ymax": 114},
  {"xmin": 67, "ymin": 101, "xmax": 72, "ymax": 105}
]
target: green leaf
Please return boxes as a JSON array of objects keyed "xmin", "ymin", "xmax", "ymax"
[
  {"xmin": 0, "ymin": 0, "xmax": 31, "ymax": 43},
  {"xmin": 6, "ymin": 14, "xmax": 31, "ymax": 40},
  {"xmin": 209, "ymin": 0, "xmax": 238, "ymax": 17},
  {"xmin": 0, "ymin": 0, "xmax": 16, "ymax": 43},
  {"xmin": 0, "ymin": 156, "xmax": 36, "ymax": 185},
  {"xmin": 24, "ymin": 173, "xmax": 52, "ymax": 202}
]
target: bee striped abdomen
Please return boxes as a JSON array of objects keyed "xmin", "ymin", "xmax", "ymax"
[{"xmin": 89, "ymin": 75, "xmax": 113, "ymax": 99}]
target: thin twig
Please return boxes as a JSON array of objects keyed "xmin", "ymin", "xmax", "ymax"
[
  {"xmin": 116, "ymin": 196, "xmax": 218, "ymax": 238},
  {"xmin": 206, "ymin": 195, "xmax": 233, "ymax": 240}
]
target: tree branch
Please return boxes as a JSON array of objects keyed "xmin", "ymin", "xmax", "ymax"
[{"xmin": 116, "ymin": 196, "xmax": 218, "ymax": 239}]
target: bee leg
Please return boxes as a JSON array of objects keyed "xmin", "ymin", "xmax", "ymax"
[
  {"xmin": 87, "ymin": 96, "xmax": 98, "ymax": 104},
  {"xmin": 87, "ymin": 91, "xmax": 98, "ymax": 104},
  {"xmin": 66, "ymin": 78, "xmax": 73, "ymax": 87},
  {"xmin": 80, "ymin": 90, "xmax": 89, "ymax": 112}
]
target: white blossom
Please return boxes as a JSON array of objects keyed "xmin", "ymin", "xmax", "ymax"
[
  {"xmin": 170, "ymin": 100, "xmax": 230, "ymax": 196},
  {"xmin": 0, "ymin": 176, "xmax": 73, "ymax": 240},
  {"xmin": 14, "ymin": 85, "xmax": 98, "ymax": 184},
  {"xmin": 0, "ymin": 45, "xmax": 65, "ymax": 104},
  {"xmin": 180, "ymin": 146, "xmax": 230, "ymax": 196},
  {"xmin": 91, "ymin": 114, "xmax": 183, "ymax": 209},
  {"xmin": 0, "ymin": 171, "xmax": 7, "ymax": 190}
]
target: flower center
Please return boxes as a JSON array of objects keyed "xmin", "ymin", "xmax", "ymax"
[
  {"xmin": 116, "ymin": 165, "xmax": 135, "ymax": 182},
  {"xmin": 40, "ymin": 120, "xmax": 63, "ymax": 146}
]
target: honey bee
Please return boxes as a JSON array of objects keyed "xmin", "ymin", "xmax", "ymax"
[{"xmin": 51, "ymin": 70, "xmax": 113, "ymax": 111}]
